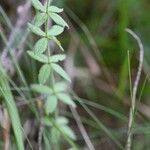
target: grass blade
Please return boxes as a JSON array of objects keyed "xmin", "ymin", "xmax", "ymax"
[{"xmin": 0, "ymin": 65, "xmax": 24, "ymax": 150}]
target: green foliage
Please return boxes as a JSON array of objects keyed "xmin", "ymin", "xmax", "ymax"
[
  {"xmin": 45, "ymin": 95, "xmax": 58, "ymax": 114},
  {"xmin": 0, "ymin": 66, "xmax": 24, "ymax": 150},
  {"xmin": 57, "ymin": 93, "xmax": 76, "ymax": 108},
  {"xmin": 50, "ymin": 54, "xmax": 66, "ymax": 62},
  {"xmin": 38, "ymin": 64, "xmax": 51, "ymax": 84},
  {"xmin": 35, "ymin": 13, "xmax": 48, "ymax": 27},
  {"xmin": 28, "ymin": 23, "xmax": 45, "ymax": 36},
  {"xmin": 61, "ymin": 125, "xmax": 76, "ymax": 140},
  {"xmin": 0, "ymin": 0, "xmax": 149, "ymax": 149},
  {"xmin": 56, "ymin": 116, "xmax": 69, "ymax": 125},
  {"xmin": 31, "ymin": 0, "xmax": 45, "ymax": 12},
  {"xmin": 27, "ymin": 51, "xmax": 66, "ymax": 63},
  {"xmin": 52, "ymin": 37, "xmax": 64, "ymax": 51},
  {"xmin": 31, "ymin": 84, "xmax": 52, "ymax": 94},
  {"xmin": 27, "ymin": 0, "xmax": 76, "ymax": 148},
  {"xmin": 48, "ymin": 6, "xmax": 63, "ymax": 13},
  {"xmin": 51, "ymin": 63, "xmax": 71, "ymax": 82},
  {"xmin": 47, "ymin": 25, "xmax": 64, "ymax": 36},
  {"xmin": 49, "ymin": 13, "xmax": 69, "ymax": 28},
  {"xmin": 43, "ymin": 116, "xmax": 77, "ymax": 144},
  {"xmin": 27, "ymin": 51, "xmax": 48, "ymax": 63},
  {"xmin": 33, "ymin": 38, "xmax": 48, "ymax": 54},
  {"xmin": 53, "ymin": 82, "xmax": 67, "ymax": 92}
]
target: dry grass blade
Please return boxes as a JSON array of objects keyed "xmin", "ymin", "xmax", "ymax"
[{"xmin": 125, "ymin": 28, "xmax": 144, "ymax": 150}]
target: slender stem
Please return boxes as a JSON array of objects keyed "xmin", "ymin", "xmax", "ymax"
[
  {"xmin": 125, "ymin": 29, "xmax": 144, "ymax": 150},
  {"xmin": 127, "ymin": 51, "xmax": 133, "ymax": 101},
  {"xmin": 45, "ymin": 0, "xmax": 60, "ymax": 148},
  {"xmin": 45, "ymin": 0, "xmax": 50, "ymax": 63}
]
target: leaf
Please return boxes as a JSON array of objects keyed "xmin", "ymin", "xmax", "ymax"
[
  {"xmin": 45, "ymin": 95, "xmax": 58, "ymax": 114},
  {"xmin": 27, "ymin": 51, "xmax": 48, "ymax": 63},
  {"xmin": 49, "ymin": 13, "xmax": 69, "ymax": 28},
  {"xmin": 50, "ymin": 54, "xmax": 66, "ymax": 62},
  {"xmin": 47, "ymin": 25, "xmax": 64, "ymax": 36},
  {"xmin": 28, "ymin": 51, "xmax": 65, "ymax": 63},
  {"xmin": 31, "ymin": 84, "xmax": 52, "ymax": 94},
  {"xmin": 42, "ymin": 117, "xmax": 52, "ymax": 126},
  {"xmin": 28, "ymin": 23, "xmax": 45, "ymax": 36},
  {"xmin": 61, "ymin": 125, "xmax": 76, "ymax": 140},
  {"xmin": 48, "ymin": 6, "xmax": 63, "ymax": 13},
  {"xmin": 52, "ymin": 37, "xmax": 64, "ymax": 51},
  {"xmin": 0, "ymin": 66, "xmax": 24, "ymax": 150},
  {"xmin": 54, "ymin": 82, "xmax": 67, "ymax": 92},
  {"xmin": 57, "ymin": 93, "xmax": 76, "ymax": 107},
  {"xmin": 35, "ymin": 13, "xmax": 48, "ymax": 27},
  {"xmin": 31, "ymin": 0, "xmax": 45, "ymax": 11},
  {"xmin": 51, "ymin": 127, "xmax": 60, "ymax": 144},
  {"xmin": 43, "ymin": 132, "xmax": 52, "ymax": 150},
  {"xmin": 38, "ymin": 64, "xmax": 51, "ymax": 84},
  {"xmin": 34, "ymin": 38, "xmax": 48, "ymax": 54},
  {"xmin": 51, "ymin": 63, "xmax": 71, "ymax": 82},
  {"xmin": 56, "ymin": 117, "xmax": 68, "ymax": 125}
]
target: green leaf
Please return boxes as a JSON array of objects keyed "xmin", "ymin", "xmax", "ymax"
[
  {"xmin": 52, "ymin": 37, "xmax": 64, "ymax": 51},
  {"xmin": 48, "ymin": 25, "xmax": 64, "ymax": 36},
  {"xmin": 54, "ymin": 82, "xmax": 67, "ymax": 92},
  {"xmin": 51, "ymin": 127, "xmax": 60, "ymax": 143},
  {"xmin": 51, "ymin": 63, "xmax": 71, "ymax": 82},
  {"xmin": 28, "ymin": 51, "xmax": 66, "ymax": 63},
  {"xmin": 27, "ymin": 51, "xmax": 48, "ymax": 63},
  {"xmin": 34, "ymin": 38, "xmax": 48, "ymax": 54},
  {"xmin": 38, "ymin": 64, "xmax": 51, "ymax": 84},
  {"xmin": 31, "ymin": 84, "xmax": 52, "ymax": 94},
  {"xmin": 35, "ymin": 13, "xmax": 48, "ymax": 27},
  {"xmin": 56, "ymin": 117, "xmax": 68, "ymax": 125},
  {"xmin": 61, "ymin": 125, "xmax": 76, "ymax": 140},
  {"xmin": 28, "ymin": 23, "xmax": 45, "ymax": 36},
  {"xmin": 48, "ymin": 6, "xmax": 63, "ymax": 13},
  {"xmin": 31, "ymin": 0, "xmax": 45, "ymax": 11},
  {"xmin": 49, "ymin": 13, "xmax": 69, "ymax": 28},
  {"xmin": 45, "ymin": 95, "xmax": 58, "ymax": 114},
  {"xmin": 0, "ymin": 66, "xmax": 24, "ymax": 150},
  {"xmin": 57, "ymin": 93, "xmax": 76, "ymax": 107},
  {"xmin": 42, "ymin": 117, "xmax": 52, "ymax": 126},
  {"xmin": 43, "ymin": 132, "xmax": 52, "ymax": 150},
  {"xmin": 51, "ymin": 54, "xmax": 66, "ymax": 62}
]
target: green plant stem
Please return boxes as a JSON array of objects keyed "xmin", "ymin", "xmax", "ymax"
[
  {"xmin": 45, "ymin": 0, "xmax": 56, "ymax": 108},
  {"xmin": 45, "ymin": 1, "xmax": 60, "ymax": 148}
]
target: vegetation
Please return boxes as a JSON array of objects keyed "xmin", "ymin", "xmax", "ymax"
[{"xmin": 0, "ymin": 0, "xmax": 150, "ymax": 149}]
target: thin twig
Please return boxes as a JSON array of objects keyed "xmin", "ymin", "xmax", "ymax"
[{"xmin": 125, "ymin": 28, "xmax": 144, "ymax": 150}]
